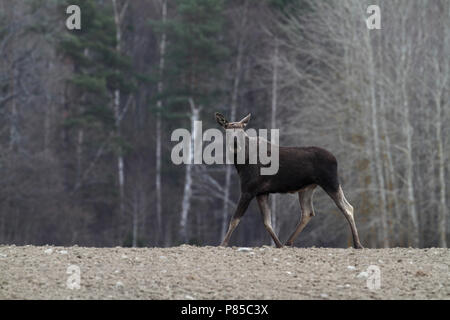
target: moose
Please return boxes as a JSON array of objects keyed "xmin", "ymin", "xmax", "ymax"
[{"xmin": 215, "ymin": 112, "xmax": 364, "ymax": 249}]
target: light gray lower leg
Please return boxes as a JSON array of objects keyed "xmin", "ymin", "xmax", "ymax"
[
  {"xmin": 220, "ymin": 193, "xmax": 252, "ymax": 246},
  {"xmin": 286, "ymin": 185, "xmax": 316, "ymax": 246},
  {"xmin": 221, "ymin": 217, "xmax": 241, "ymax": 247},
  {"xmin": 256, "ymin": 194, "xmax": 283, "ymax": 248},
  {"xmin": 329, "ymin": 186, "xmax": 363, "ymax": 249}
]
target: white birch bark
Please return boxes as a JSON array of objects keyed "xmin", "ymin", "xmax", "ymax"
[
  {"xmin": 8, "ymin": 2, "xmax": 19, "ymax": 151},
  {"xmin": 363, "ymin": 22, "xmax": 389, "ymax": 248},
  {"xmin": 112, "ymin": 0, "xmax": 129, "ymax": 225},
  {"xmin": 132, "ymin": 189, "xmax": 138, "ymax": 247},
  {"xmin": 221, "ymin": 2, "xmax": 248, "ymax": 240},
  {"xmin": 155, "ymin": 0, "xmax": 167, "ymax": 241},
  {"xmin": 180, "ymin": 98, "xmax": 200, "ymax": 243},
  {"xmin": 270, "ymin": 38, "xmax": 279, "ymax": 243},
  {"xmin": 432, "ymin": 1, "xmax": 449, "ymax": 247},
  {"xmin": 435, "ymin": 92, "xmax": 447, "ymax": 248},
  {"xmin": 399, "ymin": 6, "xmax": 419, "ymax": 247}
]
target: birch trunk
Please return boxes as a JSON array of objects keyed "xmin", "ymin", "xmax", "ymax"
[
  {"xmin": 221, "ymin": 3, "xmax": 247, "ymax": 241},
  {"xmin": 9, "ymin": 78, "xmax": 18, "ymax": 151},
  {"xmin": 155, "ymin": 0, "xmax": 167, "ymax": 243},
  {"xmin": 401, "ymin": 70, "xmax": 419, "ymax": 247},
  {"xmin": 112, "ymin": 0, "xmax": 129, "ymax": 231},
  {"xmin": 405, "ymin": 114, "xmax": 419, "ymax": 247},
  {"xmin": 378, "ymin": 27, "xmax": 401, "ymax": 245},
  {"xmin": 270, "ymin": 38, "xmax": 279, "ymax": 244},
  {"xmin": 399, "ymin": 19, "xmax": 419, "ymax": 247},
  {"xmin": 180, "ymin": 99, "xmax": 200, "ymax": 243},
  {"xmin": 8, "ymin": 3, "xmax": 18, "ymax": 151},
  {"xmin": 76, "ymin": 129, "xmax": 84, "ymax": 186},
  {"xmin": 132, "ymin": 189, "xmax": 138, "ymax": 247},
  {"xmin": 401, "ymin": 65, "xmax": 420, "ymax": 247},
  {"xmin": 379, "ymin": 90, "xmax": 401, "ymax": 244},
  {"xmin": 435, "ymin": 0, "xmax": 449, "ymax": 248},
  {"xmin": 365, "ymin": 28, "xmax": 389, "ymax": 248},
  {"xmin": 435, "ymin": 97, "xmax": 447, "ymax": 248}
]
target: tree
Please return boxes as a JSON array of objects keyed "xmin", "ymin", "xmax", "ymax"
[
  {"xmin": 161, "ymin": 0, "xmax": 228, "ymax": 243},
  {"xmin": 154, "ymin": 0, "xmax": 167, "ymax": 245},
  {"xmin": 220, "ymin": 0, "xmax": 249, "ymax": 241},
  {"xmin": 59, "ymin": 0, "xmax": 136, "ymax": 243}
]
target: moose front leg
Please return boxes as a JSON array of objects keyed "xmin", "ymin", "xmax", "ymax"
[
  {"xmin": 256, "ymin": 194, "xmax": 283, "ymax": 248},
  {"xmin": 221, "ymin": 193, "xmax": 253, "ymax": 247}
]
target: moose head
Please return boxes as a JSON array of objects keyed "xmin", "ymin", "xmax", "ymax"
[{"xmin": 215, "ymin": 112, "xmax": 251, "ymax": 130}]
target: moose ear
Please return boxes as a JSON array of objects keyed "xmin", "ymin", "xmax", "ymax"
[
  {"xmin": 215, "ymin": 112, "xmax": 228, "ymax": 128},
  {"xmin": 239, "ymin": 113, "xmax": 251, "ymax": 126}
]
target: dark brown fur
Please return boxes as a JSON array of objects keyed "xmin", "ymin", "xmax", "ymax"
[
  {"xmin": 215, "ymin": 112, "xmax": 363, "ymax": 249},
  {"xmin": 236, "ymin": 145, "xmax": 340, "ymax": 196}
]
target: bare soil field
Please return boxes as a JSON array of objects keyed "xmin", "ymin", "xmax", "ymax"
[{"xmin": 0, "ymin": 245, "xmax": 449, "ymax": 300}]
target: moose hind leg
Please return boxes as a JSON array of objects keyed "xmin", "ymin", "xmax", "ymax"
[
  {"xmin": 256, "ymin": 194, "xmax": 283, "ymax": 248},
  {"xmin": 286, "ymin": 184, "xmax": 317, "ymax": 246},
  {"xmin": 327, "ymin": 186, "xmax": 364, "ymax": 249}
]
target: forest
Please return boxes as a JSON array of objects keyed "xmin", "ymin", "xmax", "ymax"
[{"xmin": 0, "ymin": 0, "xmax": 448, "ymax": 249}]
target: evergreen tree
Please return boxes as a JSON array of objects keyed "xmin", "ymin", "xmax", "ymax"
[
  {"xmin": 163, "ymin": 0, "xmax": 228, "ymax": 110},
  {"xmin": 59, "ymin": 0, "xmax": 134, "ymax": 138},
  {"xmin": 153, "ymin": 0, "xmax": 228, "ymax": 242},
  {"xmin": 58, "ymin": 0, "xmax": 136, "ymax": 244}
]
